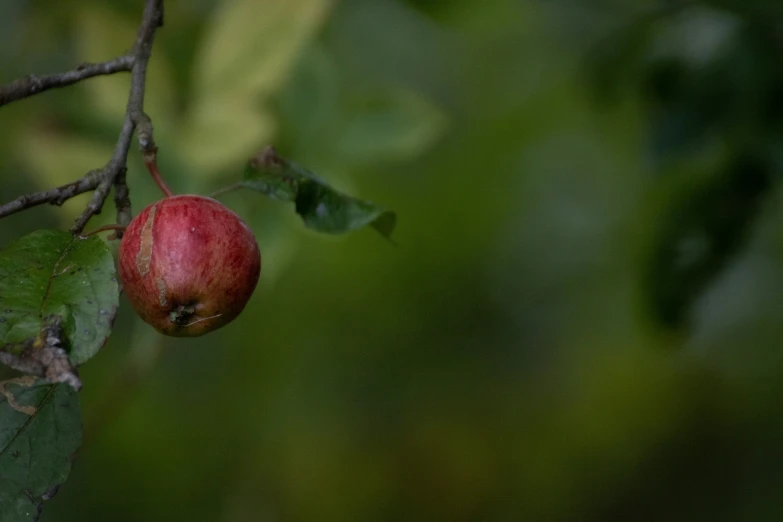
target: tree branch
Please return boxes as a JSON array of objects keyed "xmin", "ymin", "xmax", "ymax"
[
  {"xmin": 0, "ymin": 170, "xmax": 104, "ymax": 219},
  {"xmin": 0, "ymin": 56, "xmax": 134, "ymax": 107},
  {"xmin": 0, "ymin": 0, "xmax": 164, "ymax": 234}
]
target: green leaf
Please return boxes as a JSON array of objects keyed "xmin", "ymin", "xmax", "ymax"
[
  {"xmin": 239, "ymin": 147, "xmax": 396, "ymax": 240},
  {"xmin": 0, "ymin": 377, "xmax": 81, "ymax": 522},
  {"xmin": 336, "ymin": 88, "xmax": 448, "ymax": 164},
  {"xmin": 0, "ymin": 230, "xmax": 119, "ymax": 369}
]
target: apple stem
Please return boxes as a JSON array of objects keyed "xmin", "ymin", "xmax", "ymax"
[
  {"xmin": 144, "ymin": 153, "xmax": 174, "ymax": 198},
  {"xmin": 209, "ymin": 182, "xmax": 244, "ymax": 198},
  {"xmin": 80, "ymin": 224, "xmax": 127, "ymax": 239}
]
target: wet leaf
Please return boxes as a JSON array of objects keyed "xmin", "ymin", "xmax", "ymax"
[
  {"xmin": 0, "ymin": 230, "xmax": 119, "ymax": 370},
  {"xmin": 0, "ymin": 377, "xmax": 81, "ymax": 522},
  {"xmin": 239, "ymin": 147, "xmax": 396, "ymax": 240}
]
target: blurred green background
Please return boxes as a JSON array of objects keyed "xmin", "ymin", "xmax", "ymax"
[{"xmin": 3, "ymin": 0, "xmax": 783, "ymax": 520}]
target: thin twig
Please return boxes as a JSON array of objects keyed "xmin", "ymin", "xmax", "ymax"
[
  {"xmin": 70, "ymin": 110, "xmax": 136, "ymax": 233},
  {"xmin": 0, "ymin": 170, "xmax": 104, "ymax": 219},
  {"xmin": 209, "ymin": 182, "xmax": 245, "ymax": 199},
  {"xmin": 0, "ymin": 0, "xmax": 164, "ymax": 233},
  {"xmin": 144, "ymin": 155, "xmax": 173, "ymax": 196},
  {"xmin": 79, "ymin": 224, "xmax": 127, "ymax": 238},
  {"xmin": 0, "ymin": 56, "xmax": 134, "ymax": 107},
  {"xmin": 71, "ymin": 176, "xmax": 115, "ymax": 233},
  {"xmin": 71, "ymin": 0, "xmax": 163, "ymax": 233},
  {"xmin": 114, "ymin": 166, "xmax": 131, "ymax": 230}
]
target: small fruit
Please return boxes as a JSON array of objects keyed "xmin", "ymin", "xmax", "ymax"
[{"xmin": 118, "ymin": 195, "xmax": 261, "ymax": 336}]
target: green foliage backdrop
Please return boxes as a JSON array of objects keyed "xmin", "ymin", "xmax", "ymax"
[{"xmin": 2, "ymin": 0, "xmax": 783, "ymax": 520}]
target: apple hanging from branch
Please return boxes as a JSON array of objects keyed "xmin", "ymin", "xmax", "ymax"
[{"xmin": 118, "ymin": 153, "xmax": 261, "ymax": 337}]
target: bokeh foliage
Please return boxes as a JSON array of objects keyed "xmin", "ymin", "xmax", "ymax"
[{"xmin": 1, "ymin": 0, "xmax": 783, "ymax": 521}]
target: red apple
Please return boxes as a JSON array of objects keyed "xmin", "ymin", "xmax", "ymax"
[{"xmin": 118, "ymin": 195, "xmax": 261, "ymax": 336}]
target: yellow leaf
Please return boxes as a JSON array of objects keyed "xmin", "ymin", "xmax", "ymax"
[
  {"xmin": 16, "ymin": 128, "xmax": 113, "ymax": 226},
  {"xmin": 193, "ymin": 0, "xmax": 335, "ymax": 101},
  {"xmin": 181, "ymin": 99, "xmax": 276, "ymax": 176},
  {"xmin": 181, "ymin": 0, "xmax": 335, "ymax": 175},
  {"xmin": 74, "ymin": 7, "xmax": 176, "ymax": 129}
]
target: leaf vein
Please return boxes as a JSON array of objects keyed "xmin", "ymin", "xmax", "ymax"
[{"xmin": 0, "ymin": 384, "xmax": 57, "ymax": 462}]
